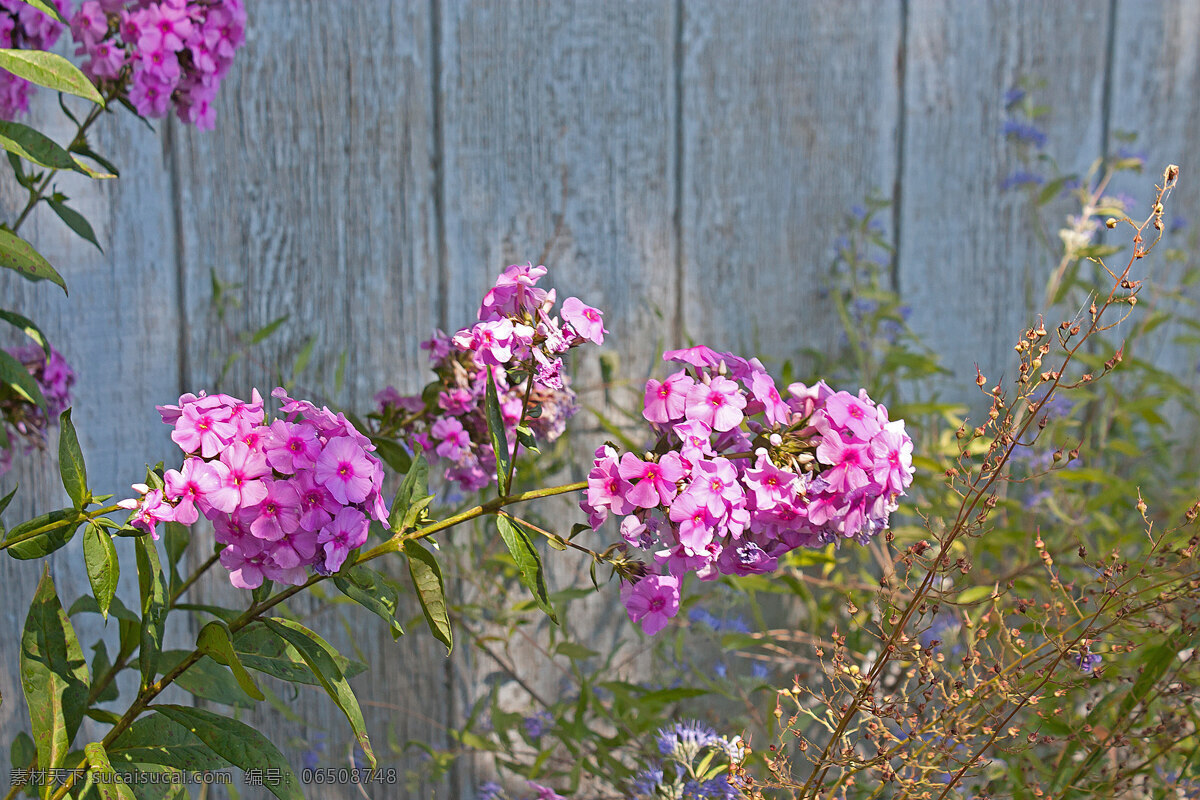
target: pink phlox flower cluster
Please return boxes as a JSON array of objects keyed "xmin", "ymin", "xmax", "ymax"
[
  {"xmin": 70, "ymin": 0, "xmax": 245, "ymax": 129},
  {"xmin": 0, "ymin": 0, "xmax": 69, "ymax": 118},
  {"xmin": 0, "ymin": 344, "xmax": 75, "ymax": 477},
  {"xmin": 581, "ymin": 346, "xmax": 915, "ymax": 635},
  {"xmin": 376, "ymin": 264, "xmax": 600, "ymax": 494},
  {"xmin": 119, "ymin": 387, "xmax": 388, "ymax": 590}
]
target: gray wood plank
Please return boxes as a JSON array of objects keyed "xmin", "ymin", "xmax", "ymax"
[
  {"xmin": 1106, "ymin": 1, "xmax": 1200, "ymax": 384},
  {"xmin": 439, "ymin": 1, "xmax": 677, "ymax": 794},
  {"xmin": 680, "ymin": 0, "xmax": 901, "ymax": 372},
  {"xmin": 899, "ymin": 0, "xmax": 1110, "ymax": 403},
  {"xmin": 0, "ymin": 89, "xmax": 182, "ymax": 770},
  {"xmin": 169, "ymin": 3, "xmax": 444, "ymax": 797}
]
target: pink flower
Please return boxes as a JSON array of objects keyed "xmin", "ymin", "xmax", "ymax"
[
  {"xmin": 250, "ymin": 480, "xmax": 301, "ymax": 542},
  {"xmin": 684, "ymin": 376, "xmax": 746, "ymax": 432},
  {"xmin": 822, "ymin": 391, "xmax": 882, "ymax": 442},
  {"xmin": 315, "ymin": 436, "xmax": 374, "ymax": 505},
  {"xmin": 291, "ymin": 471, "xmax": 340, "ymax": 532},
  {"xmin": 668, "ymin": 492, "xmax": 717, "ymax": 553},
  {"xmin": 561, "ymin": 296, "xmax": 606, "ymax": 345},
  {"xmin": 620, "ymin": 574, "xmax": 680, "ymax": 635},
  {"xmin": 219, "ymin": 544, "xmax": 267, "ymax": 589},
  {"xmin": 171, "ymin": 401, "xmax": 236, "ymax": 458},
  {"xmin": 119, "ymin": 488, "xmax": 174, "ymax": 540},
  {"xmin": 318, "ymin": 507, "xmax": 370, "ymax": 573},
  {"xmin": 618, "ymin": 452, "xmax": 685, "ymax": 509},
  {"xmin": 163, "ymin": 457, "xmax": 220, "ymax": 525},
  {"xmin": 871, "ymin": 428, "xmax": 914, "ymax": 495},
  {"xmin": 207, "ymin": 442, "xmax": 270, "ymax": 513},
  {"xmin": 432, "ymin": 417, "xmax": 470, "ymax": 461},
  {"xmin": 643, "ymin": 371, "xmax": 694, "ymax": 424},
  {"xmin": 263, "ymin": 419, "xmax": 320, "ymax": 474}
]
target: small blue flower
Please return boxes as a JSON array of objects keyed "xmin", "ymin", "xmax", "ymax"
[
  {"xmin": 751, "ymin": 662, "xmax": 769, "ymax": 679},
  {"xmin": 656, "ymin": 720, "xmax": 721, "ymax": 761},
  {"xmin": 477, "ymin": 781, "xmax": 504, "ymax": 800},
  {"xmin": 1002, "ymin": 120, "xmax": 1047, "ymax": 148},
  {"xmin": 522, "ymin": 710, "xmax": 554, "ymax": 740},
  {"xmin": 1001, "ymin": 170, "xmax": 1044, "ymax": 191},
  {"xmin": 1075, "ymin": 649, "xmax": 1102, "ymax": 673},
  {"xmin": 713, "ymin": 661, "xmax": 727, "ymax": 678},
  {"xmin": 1004, "ymin": 87, "xmax": 1026, "ymax": 107}
]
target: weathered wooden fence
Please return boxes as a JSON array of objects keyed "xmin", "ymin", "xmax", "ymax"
[{"xmin": 2, "ymin": 1, "xmax": 1198, "ymax": 797}]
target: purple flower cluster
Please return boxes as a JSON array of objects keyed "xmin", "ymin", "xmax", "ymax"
[
  {"xmin": 0, "ymin": 0, "xmax": 70, "ymax": 118},
  {"xmin": 71, "ymin": 0, "xmax": 245, "ymax": 129},
  {"xmin": 582, "ymin": 345, "xmax": 914, "ymax": 635},
  {"xmin": 119, "ymin": 387, "xmax": 389, "ymax": 589},
  {"xmin": 0, "ymin": 343, "xmax": 75, "ymax": 476},
  {"xmin": 630, "ymin": 720, "xmax": 745, "ymax": 800},
  {"xmin": 377, "ymin": 264, "xmax": 600, "ymax": 494}
]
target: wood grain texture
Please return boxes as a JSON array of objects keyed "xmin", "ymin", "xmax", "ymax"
[
  {"xmin": 169, "ymin": 2, "xmax": 444, "ymax": 797},
  {"xmin": 899, "ymin": 0, "xmax": 1110, "ymax": 401},
  {"xmin": 0, "ymin": 84, "xmax": 182, "ymax": 771},
  {"xmin": 438, "ymin": 1, "xmax": 676, "ymax": 793},
  {"xmin": 1106, "ymin": 1, "xmax": 1200, "ymax": 387},
  {"xmin": 680, "ymin": 0, "xmax": 901, "ymax": 370}
]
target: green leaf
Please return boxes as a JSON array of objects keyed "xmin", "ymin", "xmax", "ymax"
[
  {"xmin": 232, "ymin": 624, "xmax": 367, "ymax": 686},
  {"xmin": 333, "ymin": 564, "xmax": 404, "ymax": 641},
  {"xmin": 4, "ymin": 507, "xmax": 82, "ymax": 559},
  {"xmin": 68, "ymin": 593, "xmax": 139, "ymax": 623},
  {"xmin": 0, "ymin": 308, "xmax": 50, "ymax": 358},
  {"xmin": 248, "ymin": 314, "xmax": 288, "ymax": 345},
  {"xmin": 69, "ymin": 153, "xmax": 115, "ymax": 179},
  {"xmin": 196, "ymin": 620, "xmax": 264, "ymax": 700},
  {"xmin": 159, "ymin": 649, "xmax": 258, "ymax": 708},
  {"xmin": 485, "ymin": 370, "xmax": 511, "ymax": 496},
  {"xmin": 0, "ymin": 346, "xmax": 46, "ymax": 408},
  {"xmin": 370, "ymin": 435, "xmax": 412, "ymax": 476},
  {"xmin": 0, "ymin": 119, "xmax": 78, "ymax": 171},
  {"xmin": 89, "ymin": 641, "xmax": 118, "ymax": 703},
  {"xmin": 83, "ymin": 742, "xmax": 137, "ymax": 800},
  {"xmin": 57, "ymin": 408, "xmax": 88, "ymax": 508},
  {"xmin": 404, "ymin": 540, "xmax": 452, "ymax": 653},
  {"xmin": 496, "ymin": 514, "xmax": 557, "ymax": 623},
  {"xmin": 555, "ymin": 642, "xmax": 598, "ymax": 660},
  {"xmin": 135, "ymin": 536, "xmax": 167, "ymax": 691},
  {"xmin": 151, "ymin": 705, "xmax": 303, "ymax": 800},
  {"xmin": 17, "ymin": 0, "xmax": 66, "ymax": 24},
  {"xmin": 0, "ymin": 49, "xmax": 104, "ymax": 106},
  {"xmin": 0, "ymin": 483, "xmax": 17, "ymax": 517},
  {"xmin": 0, "ymin": 228, "xmax": 65, "ymax": 291},
  {"xmin": 70, "ymin": 145, "xmax": 119, "ymax": 178},
  {"xmin": 20, "ymin": 565, "xmax": 90, "ymax": 779},
  {"xmin": 390, "ymin": 452, "xmax": 430, "ymax": 534},
  {"xmin": 264, "ymin": 618, "xmax": 376, "ymax": 767},
  {"xmin": 10, "ymin": 730, "xmax": 35, "ymax": 771},
  {"xmin": 110, "ymin": 713, "xmax": 231, "ymax": 773},
  {"xmin": 48, "ymin": 198, "xmax": 102, "ymax": 251},
  {"xmin": 83, "ymin": 522, "xmax": 118, "ymax": 620}
]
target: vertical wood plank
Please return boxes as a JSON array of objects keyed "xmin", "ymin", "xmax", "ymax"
[
  {"xmin": 170, "ymin": 3, "xmax": 444, "ymax": 797},
  {"xmin": 680, "ymin": 0, "xmax": 901, "ymax": 369},
  {"xmin": 899, "ymin": 0, "xmax": 1110, "ymax": 396},
  {"xmin": 0, "ymin": 94, "xmax": 181, "ymax": 767},
  {"xmin": 1107, "ymin": 0, "xmax": 1200, "ymax": 384},
  {"xmin": 439, "ymin": 1, "xmax": 676, "ymax": 794}
]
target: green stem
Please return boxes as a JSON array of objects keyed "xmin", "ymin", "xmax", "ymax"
[
  {"xmin": 10, "ymin": 88, "xmax": 115, "ymax": 234},
  {"xmin": 505, "ymin": 363, "xmax": 537, "ymax": 491},
  {"xmin": 168, "ymin": 548, "xmax": 222, "ymax": 606},
  {"xmin": 47, "ymin": 480, "xmax": 590, "ymax": 800},
  {"xmin": 0, "ymin": 503, "xmax": 122, "ymax": 551}
]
